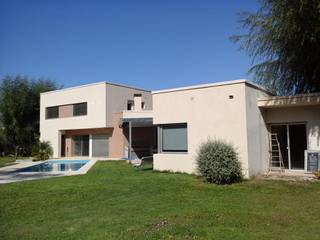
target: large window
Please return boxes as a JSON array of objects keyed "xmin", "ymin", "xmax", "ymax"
[
  {"xmin": 46, "ymin": 106, "xmax": 59, "ymax": 119},
  {"xmin": 73, "ymin": 102, "xmax": 87, "ymax": 116},
  {"xmin": 161, "ymin": 123, "xmax": 187, "ymax": 152},
  {"xmin": 92, "ymin": 134, "xmax": 109, "ymax": 157}
]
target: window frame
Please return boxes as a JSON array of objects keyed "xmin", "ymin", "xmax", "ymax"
[
  {"xmin": 159, "ymin": 123, "xmax": 188, "ymax": 153},
  {"xmin": 73, "ymin": 102, "xmax": 87, "ymax": 116},
  {"xmin": 45, "ymin": 106, "xmax": 59, "ymax": 119}
]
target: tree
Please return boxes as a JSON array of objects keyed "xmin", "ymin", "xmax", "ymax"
[
  {"xmin": 0, "ymin": 75, "xmax": 59, "ymax": 156},
  {"xmin": 232, "ymin": 0, "xmax": 320, "ymax": 95},
  {"xmin": 32, "ymin": 140, "xmax": 53, "ymax": 161}
]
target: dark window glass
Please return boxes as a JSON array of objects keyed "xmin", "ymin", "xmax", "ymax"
[
  {"xmin": 73, "ymin": 102, "xmax": 87, "ymax": 116},
  {"xmin": 127, "ymin": 101, "xmax": 134, "ymax": 110},
  {"xmin": 46, "ymin": 106, "xmax": 59, "ymax": 119},
  {"xmin": 162, "ymin": 123, "xmax": 187, "ymax": 152},
  {"xmin": 73, "ymin": 135, "xmax": 89, "ymax": 156}
]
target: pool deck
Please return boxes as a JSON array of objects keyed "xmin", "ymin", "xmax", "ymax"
[{"xmin": 0, "ymin": 159, "xmax": 97, "ymax": 184}]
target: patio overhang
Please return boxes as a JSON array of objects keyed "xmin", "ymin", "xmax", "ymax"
[
  {"xmin": 258, "ymin": 93, "xmax": 320, "ymax": 108},
  {"xmin": 120, "ymin": 110, "xmax": 155, "ymax": 160},
  {"xmin": 120, "ymin": 110, "xmax": 154, "ymax": 127}
]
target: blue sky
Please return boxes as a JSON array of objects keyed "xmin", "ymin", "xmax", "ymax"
[{"xmin": 0, "ymin": 0, "xmax": 259, "ymax": 90}]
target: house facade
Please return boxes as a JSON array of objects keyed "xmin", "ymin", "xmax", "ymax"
[
  {"xmin": 40, "ymin": 82, "xmax": 152, "ymax": 159},
  {"xmin": 40, "ymin": 79, "xmax": 320, "ymax": 177}
]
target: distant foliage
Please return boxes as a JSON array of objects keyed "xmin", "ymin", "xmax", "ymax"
[
  {"xmin": 0, "ymin": 75, "xmax": 59, "ymax": 156},
  {"xmin": 32, "ymin": 141, "xmax": 53, "ymax": 161},
  {"xmin": 232, "ymin": 0, "xmax": 320, "ymax": 95},
  {"xmin": 196, "ymin": 139, "xmax": 242, "ymax": 184}
]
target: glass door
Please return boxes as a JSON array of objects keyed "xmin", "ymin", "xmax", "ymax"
[
  {"xmin": 270, "ymin": 124, "xmax": 307, "ymax": 170},
  {"xmin": 72, "ymin": 135, "xmax": 89, "ymax": 156},
  {"xmin": 270, "ymin": 125, "xmax": 289, "ymax": 168},
  {"xmin": 289, "ymin": 124, "xmax": 307, "ymax": 169}
]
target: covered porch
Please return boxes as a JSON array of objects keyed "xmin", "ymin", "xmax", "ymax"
[
  {"xmin": 121, "ymin": 110, "xmax": 157, "ymax": 161},
  {"xmin": 60, "ymin": 128, "xmax": 112, "ymax": 158},
  {"xmin": 258, "ymin": 93, "xmax": 320, "ymax": 173}
]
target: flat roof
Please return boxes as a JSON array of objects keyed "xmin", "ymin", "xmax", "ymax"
[
  {"xmin": 40, "ymin": 81, "xmax": 150, "ymax": 95},
  {"xmin": 151, "ymin": 79, "xmax": 273, "ymax": 95},
  {"xmin": 40, "ymin": 79, "xmax": 271, "ymax": 96}
]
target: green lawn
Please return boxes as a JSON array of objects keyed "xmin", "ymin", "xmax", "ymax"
[
  {"xmin": 0, "ymin": 156, "xmax": 16, "ymax": 168},
  {"xmin": 0, "ymin": 161, "xmax": 319, "ymax": 240}
]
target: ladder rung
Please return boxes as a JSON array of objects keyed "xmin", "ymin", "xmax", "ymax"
[{"xmin": 269, "ymin": 133, "xmax": 284, "ymax": 172}]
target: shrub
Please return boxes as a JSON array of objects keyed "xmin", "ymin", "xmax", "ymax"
[
  {"xmin": 196, "ymin": 139, "xmax": 242, "ymax": 184},
  {"xmin": 32, "ymin": 140, "xmax": 53, "ymax": 161}
]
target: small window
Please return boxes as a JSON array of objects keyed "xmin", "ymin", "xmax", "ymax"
[
  {"xmin": 46, "ymin": 106, "xmax": 59, "ymax": 119},
  {"xmin": 161, "ymin": 123, "xmax": 187, "ymax": 152},
  {"xmin": 73, "ymin": 102, "xmax": 87, "ymax": 116},
  {"xmin": 141, "ymin": 102, "xmax": 145, "ymax": 109},
  {"xmin": 127, "ymin": 100, "xmax": 134, "ymax": 110}
]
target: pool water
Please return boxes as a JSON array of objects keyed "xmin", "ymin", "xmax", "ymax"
[{"xmin": 17, "ymin": 160, "xmax": 90, "ymax": 172}]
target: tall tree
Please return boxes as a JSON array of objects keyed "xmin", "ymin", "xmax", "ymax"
[
  {"xmin": 0, "ymin": 75, "xmax": 59, "ymax": 155},
  {"xmin": 232, "ymin": 0, "xmax": 320, "ymax": 95}
]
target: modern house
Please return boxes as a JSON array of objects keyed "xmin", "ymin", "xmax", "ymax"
[
  {"xmin": 40, "ymin": 82, "xmax": 153, "ymax": 159},
  {"xmin": 40, "ymin": 79, "xmax": 320, "ymax": 177}
]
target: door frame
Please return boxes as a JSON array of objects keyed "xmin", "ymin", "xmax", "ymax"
[{"xmin": 269, "ymin": 122, "xmax": 308, "ymax": 170}]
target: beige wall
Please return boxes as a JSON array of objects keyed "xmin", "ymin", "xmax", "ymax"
[
  {"xmin": 59, "ymin": 105, "xmax": 73, "ymax": 118},
  {"xmin": 244, "ymin": 86, "xmax": 271, "ymax": 175},
  {"xmin": 106, "ymin": 83, "xmax": 152, "ymax": 127},
  {"xmin": 152, "ymin": 82, "xmax": 250, "ymax": 175},
  {"xmin": 109, "ymin": 113, "xmax": 127, "ymax": 158}
]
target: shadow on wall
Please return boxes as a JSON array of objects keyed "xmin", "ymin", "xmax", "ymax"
[{"xmin": 310, "ymin": 125, "xmax": 320, "ymax": 149}]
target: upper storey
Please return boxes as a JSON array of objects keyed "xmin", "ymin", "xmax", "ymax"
[{"xmin": 40, "ymin": 81, "xmax": 151, "ymax": 131}]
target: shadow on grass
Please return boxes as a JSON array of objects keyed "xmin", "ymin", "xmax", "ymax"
[{"xmin": 135, "ymin": 163, "xmax": 153, "ymax": 171}]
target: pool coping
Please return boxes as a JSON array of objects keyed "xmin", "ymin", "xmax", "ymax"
[{"xmin": 0, "ymin": 158, "xmax": 97, "ymax": 184}]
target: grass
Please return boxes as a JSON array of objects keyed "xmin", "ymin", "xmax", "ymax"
[
  {"xmin": 0, "ymin": 156, "xmax": 16, "ymax": 168},
  {"xmin": 0, "ymin": 161, "xmax": 320, "ymax": 240}
]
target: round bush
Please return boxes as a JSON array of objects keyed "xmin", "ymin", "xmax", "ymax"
[{"xmin": 196, "ymin": 139, "xmax": 242, "ymax": 184}]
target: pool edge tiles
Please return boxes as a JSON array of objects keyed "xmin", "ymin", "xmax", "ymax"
[
  {"xmin": 16, "ymin": 159, "xmax": 91, "ymax": 173},
  {"xmin": 0, "ymin": 159, "xmax": 97, "ymax": 184}
]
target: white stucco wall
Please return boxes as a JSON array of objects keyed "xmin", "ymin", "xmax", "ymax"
[
  {"xmin": 40, "ymin": 82, "xmax": 108, "ymax": 158},
  {"xmin": 244, "ymin": 86, "xmax": 271, "ymax": 176},
  {"xmin": 152, "ymin": 82, "xmax": 250, "ymax": 176}
]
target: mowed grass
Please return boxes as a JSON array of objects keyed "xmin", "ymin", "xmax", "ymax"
[
  {"xmin": 0, "ymin": 161, "xmax": 320, "ymax": 240},
  {"xmin": 0, "ymin": 157, "xmax": 16, "ymax": 168}
]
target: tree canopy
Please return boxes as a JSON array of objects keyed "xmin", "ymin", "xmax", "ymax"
[
  {"xmin": 232, "ymin": 0, "xmax": 320, "ymax": 95},
  {"xmin": 0, "ymin": 75, "xmax": 59, "ymax": 156}
]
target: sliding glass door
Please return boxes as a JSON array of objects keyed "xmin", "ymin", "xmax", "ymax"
[
  {"xmin": 92, "ymin": 134, "xmax": 109, "ymax": 157},
  {"xmin": 270, "ymin": 124, "xmax": 307, "ymax": 170},
  {"xmin": 72, "ymin": 135, "xmax": 89, "ymax": 156}
]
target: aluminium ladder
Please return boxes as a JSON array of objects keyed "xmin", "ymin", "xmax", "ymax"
[{"xmin": 269, "ymin": 133, "xmax": 285, "ymax": 172}]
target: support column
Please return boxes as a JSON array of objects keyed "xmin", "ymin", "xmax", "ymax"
[
  {"xmin": 128, "ymin": 121, "xmax": 132, "ymax": 160},
  {"xmin": 286, "ymin": 125, "xmax": 291, "ymax": 170},
  {"xmin": 89, "ymin": 134, "xmax": 93, "ymax": 158}
]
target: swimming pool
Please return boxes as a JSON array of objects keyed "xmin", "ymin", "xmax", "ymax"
[{"xmin": 17, "ymin": 160, "xmax": 90, "ymax": 173}]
